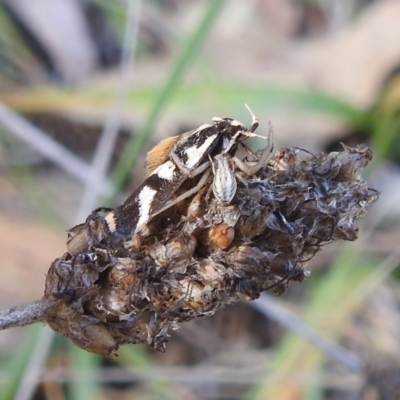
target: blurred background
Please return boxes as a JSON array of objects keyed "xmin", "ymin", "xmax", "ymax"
[{"xmin": 0, "ymin": 0, "xmax": 400, "ymax": 399}]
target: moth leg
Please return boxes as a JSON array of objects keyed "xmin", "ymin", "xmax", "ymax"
[
  {"xmin": 223, "ymin": 130, "xmax": 246, "ymax": 155},
  {"xmin": 190, "ymin": 160, "xmax": 211, "ymax": 177},
  {"xmin": 232, "ymin": 123, "xmax": 274, "ymax": 175},
  {"xmin": 235, "ymin": 171, "xmax": 249, "ymax": 188},
  {"xmin": 222, "ymin": 109, "xmax": 267, "ymax": 156},
  {"xmin": 240, "ymin": 141, "xmax": 257, "ymax": 157},
  {"xmin": 170, "ymin": 150, "xmax": 191, "ymax": 176},
  {"xmin": 232, "ymin": 146, "xmax": 272, "ymax": 176},
  {"xmin": 150, "ymin": 169, "xmax": 212, "ymax": 218},
  {"xmin": 170, "ymin": 149, "xmax": 211, "ymax": 178}
]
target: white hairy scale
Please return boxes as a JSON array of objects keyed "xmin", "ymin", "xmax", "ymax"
[
  {"xmin": 212, "ymin": 117, "xmax": 244, "ymax": 127},
  {"xmin": 137, "ymin": 186, "xmax": 157, "ymax": 232},
  {"xmin": 195, "ymin": 123, "xmax": 212, "ymax": 131},
  {"xmin": 212, "ymin": 154, "xmax": 237, "ymax": 204},
  {"xmin": 152, "ymin": 160, "xmax": 176, "ymax": 181},
  {"xmin": 229, "ymin": 120, "xmax": 244, "ymax": 127},
  {"xmin": 184, "ymin": 131, "xmax": 216, "ymax": 169}
]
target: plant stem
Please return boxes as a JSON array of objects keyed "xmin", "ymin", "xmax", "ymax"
[{"xmin": 0, "ymin": 299, "xmax": 53, "ymax": 330}]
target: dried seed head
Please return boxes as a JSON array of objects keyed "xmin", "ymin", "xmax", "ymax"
[
  {"xmin": 197, "ymin": 259, "xmax": 226, "ymax": 288},
  {"xmin": 207, "ymin": 223, "xmax": 235, "ymax": 249},
  {"xmin": 149, "ymin": 232, "xmax": 197, "ymax": 266},
  {"xmin": 44, "ymin": 126, "xmax": 379, "ymax": 356},
  {"xmin": 66, "ymin": 208, "xmax": 114, "ymax": 256},
  {"xmin": 208, "ymin": 201, "xmax": 242, "ymax": 228},
  {"xmin": 187, "ymin": 188, "xmax": 206, "ymax": 220},
  {"xmin": 66, "ymin": 223, "xmax": 91, "ymax": 256},
  {"xmin": 106, "ymin": 258, "xmax": 138, "ymax": 291}
]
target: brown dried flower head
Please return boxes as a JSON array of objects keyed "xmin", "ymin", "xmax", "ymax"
[{"xmin": 43, "ymin": 117, "xmax": 379, "ymax": 356}]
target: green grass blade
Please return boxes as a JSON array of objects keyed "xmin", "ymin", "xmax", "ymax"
[
  {"xmin": 67, "ymin": 345, "xmax": 101, "ymax": 400},
  {"xmin": 110, "ymin": 0, "xmax": 226, "ymax": 196},
  {"xmin": 248, "ymin": 243, "xmax": 375, "ymax": 400},
  {"xmin": 1, "ymin": 82, "xmax": 366, "ymax": 130},
  {"xmin": 117, "ymin": 346, "xmax": 175, "ymax": 400},
  {"xmin": 171, "ymin": 84, "xmax": 367, "ymax": 127},
  {"xmin": 8, "ymin": 165, "xmax": 61, "ymax": 228},
  {"xmin": 368, "ymin": 112, "xmax": 400, "ymax": 166},
  {"xmin": 0, "ymin": 325, "xmax": 42, "ymax": 400}
]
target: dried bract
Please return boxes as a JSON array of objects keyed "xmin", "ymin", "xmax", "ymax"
[{"xmin": 43, "ymin": 121, "xmax": 378, "ymax": 355}]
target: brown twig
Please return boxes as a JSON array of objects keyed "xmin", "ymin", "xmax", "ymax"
[{"xmin": 0, "ymin": 299, "xmax": 57, "ymax": 330}]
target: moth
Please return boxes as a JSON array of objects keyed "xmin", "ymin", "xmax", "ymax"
[{"xmin": 104, "ymin": 110, "xmax": 268, "ymax": 240}]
